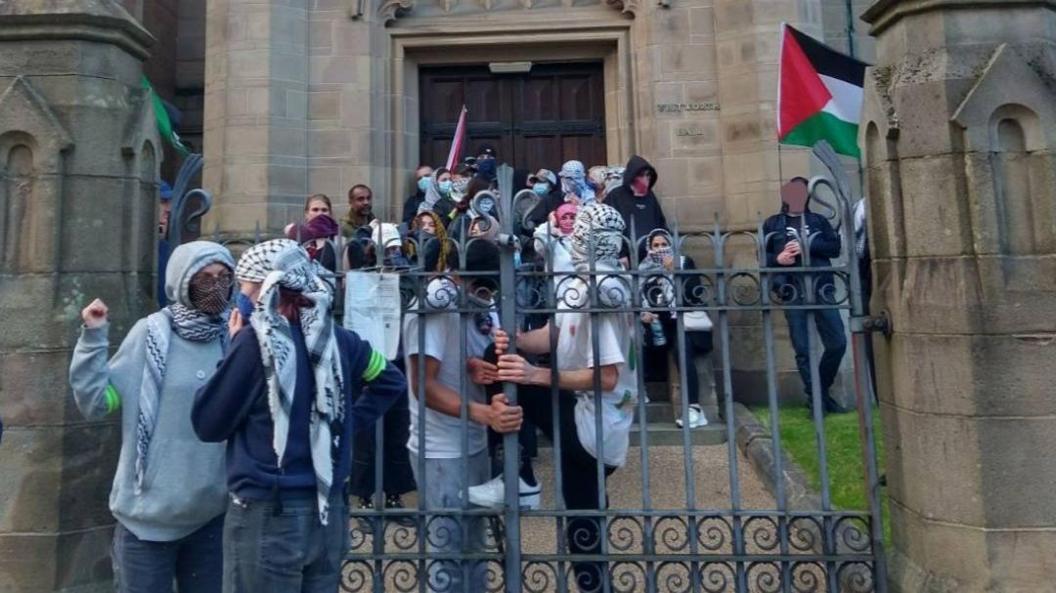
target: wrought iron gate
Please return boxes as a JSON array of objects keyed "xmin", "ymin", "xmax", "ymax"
[{"xmin": 333, "ymin": 145, "xmax": 885, "ymax": 593}]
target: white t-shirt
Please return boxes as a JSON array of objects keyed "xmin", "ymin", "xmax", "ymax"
[
  {"xmin": 403, "ymin": 278, "xmax": 497, "ymax": 459},
  {"xmin": 554, "ymin": 267, "xmax": 639, "ymax": 467}
]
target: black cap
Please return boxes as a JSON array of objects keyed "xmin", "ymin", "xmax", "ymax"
[{"xmin": 476, "ymin": 143, "xmax": 497, "ymax": 159}]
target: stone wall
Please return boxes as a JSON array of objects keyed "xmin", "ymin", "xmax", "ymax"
[
  {"xmin": 0, "ymin": 1, "xmax": 158, "ymax": 591},
  {"xmin": 860, "ymin": 1, "xmax": 1056, "ymax": 590}
]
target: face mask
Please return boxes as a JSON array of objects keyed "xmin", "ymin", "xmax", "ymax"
[
  {"xmin": 235, "ymin": 291, "xmax": 255, "ymax": 320},
  {"xmin": 631, "ymin": 177, "xmax": 650, "ymax": 197},
  {"xmin": 189, "ymin": 274, "xmax": 233, "ymax": 315},
  {"xmin": 417, "ymin": 177, "xmax": 431, "ymax": 193},
  {"xmin": 532, "ymin": 183, "xmax": 550, "ymax": 196},
  {"xmin": 438, "ymin": 180, "xmax": 453, "ymax": 196},
  {"xmin": 650, "ymin": 246, "xmax": 672, "ymax": 264}
]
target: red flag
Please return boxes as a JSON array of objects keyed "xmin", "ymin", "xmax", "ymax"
[{"xmin": 445, "ymin": 105, "xmax": 468, "ymax": 170}]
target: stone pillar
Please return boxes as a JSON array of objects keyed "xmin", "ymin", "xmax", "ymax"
[
  {"xmin": 202, "ymin": 0, "xmax": 309, "ymax": 236},
  {"xmin": 860, "ymin": 1, "xmax": 1056, "ymax": 591},
  {"xmin": 0, "ymin": 2, "xmax": 157, "ymax": 591}
]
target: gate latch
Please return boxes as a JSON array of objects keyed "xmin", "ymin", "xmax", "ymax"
[{"xmin": 850, "ymin": 310, "xmax": 892, "ymax": 338}]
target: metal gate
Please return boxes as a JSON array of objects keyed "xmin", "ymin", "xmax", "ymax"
[{"xmin": 334, "ymin": 145, "xmax": 885, "ymax": 593}]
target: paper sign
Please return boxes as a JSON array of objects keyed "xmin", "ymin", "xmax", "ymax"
[{"xmin": 343, "ymin": 271, "xmax": 402, "ymax": 361}]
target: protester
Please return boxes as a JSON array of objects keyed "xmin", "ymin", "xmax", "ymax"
[
  {"xmin": 448, "ymin": 176, "xmax": 492, "ymax": 242},
  {"xmin": 588, "ymin": 165, "xmax": 609, "ymax": 200},
  {"xmin": 402, "ymin": 165, "xmax": 435, "ymax": 226},
  {"xmin": 192, "ymin": 239, "xmax": 406, "ymax": 593},
  {"xmin": 764, "ymin": 177, "xmax": 847, "ymax": 415},
  {"xmin": 157, "ymin": 180, "xmax": 174, "ymax": 306},
  {"xmin": 639, "ymin": 229, "xmax": 711, "ymax": 428},
  {"xmin": 405, "ymin": 210, "xmax": 451, "ymax": 273},
  {"xmin": 342, "ymin": 183, "xmax": 375, "ymax": 238},
  {"xmin": 349, "ymin": 225, "xmax": 416, "ymax": 523},
  {"xmin": 526, "ymin": 168, "xmax": 564, "ymax": 224},
  {"xmin": 603, "ymin": 166, "xmax": 625, "ymax": 200},
  {"xmin": 557, "ymin": 159, "xmax": 596, "ymax": 205},
  {"xmin": 69, "ymin": 241, "xmax": 236, "ymax": 593},
  {"xmin": 286, "ymin": 194, "xmax": 339, "ymax": 272},
  {"xmin": 532, "ymin": 202, "xmax": 578, "ymax": 300},
  {"xmin": 606, "ymin": 155, "xmax": 667, "ymax": 252},
  {"xmin": 402, "ymin": 239, "xmax": 523, "ymax": 593},
  {"xmin": 473, "ymin": 202, "xmax": 639, "ymax": 593}
]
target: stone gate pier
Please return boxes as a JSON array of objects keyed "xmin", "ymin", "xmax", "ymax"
[
  {"xmin": 0, "ymin": 1, "xmax": 158, "ymax": 591},
  {"xmin": 860, "ymin": 1, "xmax": 1056, "ymax": 591}
]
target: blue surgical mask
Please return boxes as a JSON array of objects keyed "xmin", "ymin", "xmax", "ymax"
[
  {"xmin": 235, "ymin": 291, "xmax": 255, "ymax": 320},
  {"xmin": 438, "ymin": 180, "xmax": 453, "ymax": 196},
  {"xmin": 532, "ymin": 183, "xmax": 550, "ymax": 196},
  {"xmin": 417, "ymin": 177, "xmax": 431, "ymax": 193}
]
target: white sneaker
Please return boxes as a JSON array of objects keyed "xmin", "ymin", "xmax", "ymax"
[
  {"xmin": 467, "ymin": 476, "xmax": 541, "ymax": 510},
  {"xmin": 675, "ymin": 404, "xmax": 708, "ymax": 429}
]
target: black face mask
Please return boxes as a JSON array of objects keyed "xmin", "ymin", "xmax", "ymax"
[{"xmin": 188, "ymin": 272, "xmax": 233, "ymax": 315}]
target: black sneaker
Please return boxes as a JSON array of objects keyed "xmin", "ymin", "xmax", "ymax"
[
  {"xmin": 385, "ymin": 494, "xmax": 416, "ymax": 527},
  {"xmin": 353, "ymin": 497, "xmax": 375, "ymax": 534}
]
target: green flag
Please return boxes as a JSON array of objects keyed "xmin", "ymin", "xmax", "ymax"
[{"xmin": 141, "ymin": 76, "xmax": 190, "ymax": 156}]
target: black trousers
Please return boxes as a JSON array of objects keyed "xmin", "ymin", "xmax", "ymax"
[
  {"xmin": 349, "ymin": 359, "xmax": 416, "ymax": 499},
  {"xmin": 485, "ymin": 348, "xmax": 616, "ymax": 592}
]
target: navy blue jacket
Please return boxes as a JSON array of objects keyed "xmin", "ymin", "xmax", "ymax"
[
  {"xmin": 192, "ymin": 325, "xmax": 406, "ymax": 500},
  {"xmin": 763, "ymin": 208, "xmax": 842, "ymax": 303}
]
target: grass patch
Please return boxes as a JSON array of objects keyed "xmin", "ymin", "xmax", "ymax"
[{"xmin": 750, "ymin": 406, "xmax": 891, "ymax": 547}]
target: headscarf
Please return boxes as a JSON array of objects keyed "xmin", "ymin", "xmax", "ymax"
[
  {"xmin": 640, "ymin": 229, "xmax": 676, "ymax": 307},
  {"xmin": 604, "ymin": 166, "xmax": 625, "ymax": 196},
  {"xmin": 555, "ymin": 202, "xmax": 578, "ymax": 236},
  {"xmin": 234, "ymin": 239, "xmax": 344, "ymax": 526},
  {"xmin": 137, "ymin": 241, "xmax": 234, "ymax": 494},
  {"xmin": 406, "ymin": 211, "xmax": 451, "ymax": 272},
  {"xmin": 469, "ymin": 213, "xmax": 500, "ymax": 242},
  {"xmin": 418, "ymin": 171, "xmax": 447, "ymax": 216},
  {"xmin": 559, "ymin": 160, "xmax": 596, "ymax": 204},
  {"xmin": 571, "ymin": 202, "xmax": 625, "ymax": 266},
  {"xmin": 286, "ymin": 214, "xmax": 339, "ymax": 243}
]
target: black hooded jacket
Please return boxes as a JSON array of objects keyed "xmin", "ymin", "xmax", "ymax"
[
  {"xmin": 606, "ymin": 155, "xmax": 668, "ymax": 248},
  {"xmin": 763, "ymin": 198, "xmax": 841, "ymax": 303}
]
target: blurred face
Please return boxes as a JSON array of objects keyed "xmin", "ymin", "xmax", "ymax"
[
  {"xmin": 305, "ymin": 199, "xmax": 330, "ymax": 221},
  {"xmin": 417, "ymin": 214, "xmax": 437, "ymax": 235},
  {"xmin": 350, "ymin": 187, "xmax": 372, "ymax": 215},
  {"xmin": 159, "ymin": 202, "xmax": 171, "ymax": 236},
  {"xmin": 781, "ymin": 179, "xmax": 809, "ymax": 213}
]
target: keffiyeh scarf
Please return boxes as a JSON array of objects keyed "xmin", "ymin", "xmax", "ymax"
[
  {"xmin": 571, "ymin": 202, "xmax": 625, "ymax": 266},
  {"xmin": 559, "ymin": 160, "xmax": 596, "ymax": 204},
  {"xmin": 236, "ymin": 239, "xmax": 345, "ymax": 525}
]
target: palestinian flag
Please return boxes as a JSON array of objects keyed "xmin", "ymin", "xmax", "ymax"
[{"xmin": 777, "ymin": 24, "xmax": 868, "ymax": 158}]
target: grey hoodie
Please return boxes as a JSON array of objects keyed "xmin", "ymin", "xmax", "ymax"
[{"xmin": 69, "ymin": 241, "xmax": 233, "ymax": 542}]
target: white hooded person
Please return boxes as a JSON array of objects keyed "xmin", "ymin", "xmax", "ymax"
[{"xmin": 69, "ymin": 240, "xmax": 236, "ymax": 593}]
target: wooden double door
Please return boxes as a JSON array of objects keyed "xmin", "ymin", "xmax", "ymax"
[{"xmin": 418, "ymin": 62, "xmax": 607, "ymax": 175}]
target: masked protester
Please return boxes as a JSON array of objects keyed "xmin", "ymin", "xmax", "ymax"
[
  {"xmin": 476, "ymin": 202, "xmax": 639, "ymax": 593},
  {"xmin": 638, "ymin": 229, "xmax": 712, "ymax": 429},
  {"xmin": 286, "ymin": 194, "xmax": 339, "ymax": 272},
  {"xmin": 605, "ymin": 155, "xmax": 668, "ymax": 257},
  {"xmin": 192, "ymin": 239, "xmax": 407, "ymax": 593},
  {"xmin": 558, "ymin": 159, "xmax": 596, "ymax": 205},
  {"xmin": 402, "ymin": 165, "xmax": 435, "ymax": 226},
  {"xmin": 763, "ymin": 177, "xmax": 847, "ymax": 415},
  {"xmin": 532, "ymin": 202, "xmax": 578, "ymax": 301},
  {"xmin": 69, "ymin": 241, "xmax": 236, "ymax": 593}
]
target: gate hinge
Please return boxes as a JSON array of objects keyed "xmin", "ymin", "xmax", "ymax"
[{"xmin": 850, "ymin": 311, "xmax": 892, "ymax": 337}]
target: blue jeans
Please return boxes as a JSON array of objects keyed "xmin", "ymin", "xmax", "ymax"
[
  {"xmin": 784, "ymin": 308, "xmax": 847, "ymax": 404},
  {"xmin": 222, "ymin": 492, "xmax": 348, "ymax": 593},
  {"xmin": 111, "ymin": 513, "xmax": 224, "ymax": 593},
  {"xmin": 410, "ymin": 450, "xmax": 491, "ymax": 593}
]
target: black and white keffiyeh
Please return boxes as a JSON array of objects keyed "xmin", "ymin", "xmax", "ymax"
[
  {"xmin": 136, "ymin": 241, "xmax": 234, "ymax": 495},
  {"xmin": 236, "ymin": 239, "xmax": 345, "ymax": 525},
  {"xmin": 571, "ymin": 202, "xmax": 625, "ymax": 266}
]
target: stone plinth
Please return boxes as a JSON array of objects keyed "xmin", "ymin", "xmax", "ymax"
[
  {"xmin": 0, "ymin": 1, "xmax": 157, "ymax": 591},
  {"xmin": 860, "ymin": 1, "xmax": 1056, "ymax": 591}
]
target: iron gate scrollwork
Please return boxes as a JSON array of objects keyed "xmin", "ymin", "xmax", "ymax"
[{"xmin": 339, "ymin": 144, "xmax": 886, "ymax": 593}]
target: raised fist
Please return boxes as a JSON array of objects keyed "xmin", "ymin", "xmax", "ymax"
[{"xmin": 81, "ymin": 299, "xmax": 109, "ymax": 329}]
